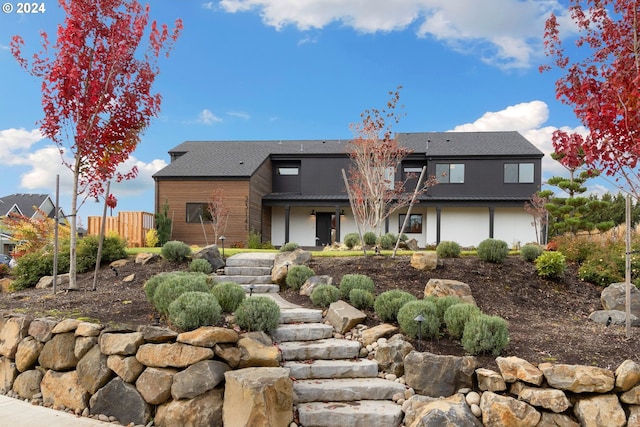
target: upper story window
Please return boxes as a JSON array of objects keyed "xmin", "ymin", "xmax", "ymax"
[
  {"xmin": 277, "ymin": 167, "xmax": 299, "ymax": 176},
  {"xmin": 186, "ymin": 203, "xmax": 212, "ymax": 223},
  {"xmin": 504, "ymin": 163, "xmax": 534, "ymax": 183},
  {"xmin": 436, "ymin": 163, "xmax": 465, "ymax": 183}
]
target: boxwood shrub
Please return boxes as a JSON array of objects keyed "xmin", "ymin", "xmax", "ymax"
[
  {"xmin": 234, "ymin": 297, "xmax": 281, "ymax": 333},
  {"xmin": 168, "ymin": 291, "xmax": 222, "ymax": 331},
  {"xmin": 374, "ymin": 290, "xmax": 417, "ymax": 322}
]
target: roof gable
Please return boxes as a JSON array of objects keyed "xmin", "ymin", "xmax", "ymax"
[{"xmin": 0, "ymin": 194, "xmax": 54, "ymax": 218}]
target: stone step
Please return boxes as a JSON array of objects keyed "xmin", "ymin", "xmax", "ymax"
[
  {"xmin": 240, "ymin": 284, "xmax": 280, "ymax": 293},
  {"xmin": 216, "ymin": 275, "xmax": 273, "ymax": 284},
  {"xmin": 293, "ymin": 378, "xmax": 406, "ymax": 403},
  {"xmin": 279, "ymin": 308, "xmax": 323, "ymax": 324},
  {"xmin": 224, "ymin": 266, "xmax": 272, "ymax": 276},
  {"xmin": 225, "ymin": 253, "xmax": 275, "ymax": 268},
  {"xmin": 297, "ymin": 400, "xmax": 403, "ymax": 427},
  {"xmin": 272, "ymin": 323, "xmax": 333, "ymax": 342},
  {"xmin": 278, "ymin": 339, "xmax": 360, "ymax": 361},
  {"xmin": 284, "ymin": 359, "xmax": 378, "ymax": 380}
]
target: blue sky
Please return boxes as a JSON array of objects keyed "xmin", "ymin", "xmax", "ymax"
[{"xmin": 0, "ymin": 0, "xmax": 598, "ymax": 221}]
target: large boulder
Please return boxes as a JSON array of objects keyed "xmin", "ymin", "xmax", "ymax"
[
  {"xmin": 0, "ymin": 315, "xmax": 31, "ymax": 358},
  {"xmin": 192, "ymin": 244, "xmax": 225, "ymax": 271},
  {"xmin": 539, "ymin": 363, "xmax": 614, "ymax": 393},
  {"xmin": 423, "ymin": 278, "xmax": 476, "ymax": 305},
  {"xmin": 404, "ymin": 351, "xmax": 476, "ymax": 397},
  {"xmin": 325, "ymin": 300, "xmax": 366, "ymax": 335},
  {"xmin": 89, "ymin": 377, "xmax": 151, "ymax": 426},
  {"xmin": 156, "ymin": 388, "xmax": 224, "ymax": 427},
  {"xmin": 601, "ymin": 282, "xmax": 640, "ymax": 317},
  {"xmin": 300, "ymin": 275, "xmax": 333, "ymax": 296},
  {"xmin": 403, "ymin": 394, "xmax": 483, "ymax": 427},
  {"xmin": 480, "ymin": 391, "xmax": 540, "ymax": 426},
  {"xmin": 223, "ymin": 367, "xmax": 293, "ymax": 427},
  {"xmin": 410, "ymin": 252, "xmax": 438, "ymax": 271},
  {"xmin": 375, "ymin": 335, "xmax": 414, "ymax": 377},
  {"xmin": 271, "ymin": 248, "xmax": 312, "ymax": 284}
]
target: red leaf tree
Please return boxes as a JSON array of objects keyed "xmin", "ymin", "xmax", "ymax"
[
  {"xmin": 11, "ymin": 0, "xmax": 182, "ymax": 289},
  {"xmin": 541, "ymin": 0, "xmax": 640, "ymax": 197},
  {"xmin": 345, "ymin": 87, "xmax": 436, "ymax": 241},
  {"xmin": 207, "ymin": 189, "xmax": 230, "ymax": 243}
]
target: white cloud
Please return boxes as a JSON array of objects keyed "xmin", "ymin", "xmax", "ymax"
[
  {"xmin": 227, "ymin": 111, "xmax": 251, "ymax": 120},
  {"xmin": 450, "ymin": 100, "xmax": 587, "ymax": 178},
  {"xmin": 202, "ymin": 2, "xmax": 215, "ymax": 10},
  {"xmin": 198, "ymin": 109, "xmax": 223, "ymax": 125},
  {"xmin": 0, "ymin": 128, "xmax": 44, "ymax": 166},
  {"xmin": 218, "ymin": 0, "xmax": 563, "ymax": 69}
]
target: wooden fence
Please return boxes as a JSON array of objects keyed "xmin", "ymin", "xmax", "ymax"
[{"xmin": 87, "ymin": 211, "xmax": 154, "ymax": 247}]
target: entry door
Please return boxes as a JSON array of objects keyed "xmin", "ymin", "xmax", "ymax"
[{"xmin": 315, "ymin": 212, "xmax": 333, "ymax": 246}]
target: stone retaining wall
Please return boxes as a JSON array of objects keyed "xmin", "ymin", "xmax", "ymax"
[{"xmin": 2, "ymin": 313, "xmax": 640, "ymax": 427}]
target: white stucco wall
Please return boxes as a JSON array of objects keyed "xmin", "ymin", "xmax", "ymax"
[{"xmin": 271, "ymin": 205, "xmax": 537, "ymax": 249}]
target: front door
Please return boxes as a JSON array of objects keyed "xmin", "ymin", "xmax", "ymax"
[{"xmin": 315, "ymin": 212, "xmax": 332, "ymax": 246}]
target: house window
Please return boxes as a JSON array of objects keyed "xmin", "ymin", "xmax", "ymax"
[
  {"xmin": 277, "ymin": 167, "xmax": 299, "ymax": 176},
  {"xmin": 399, "ymin": 214, "xmax": 423, "ymax": 233},
  {"xmin": 186, "ymin": 203, "xmax": 212, "ymax": 223},
  {"xmin": 436, "ymin": 163, "xmax": 464, "ymax": 183},
  {"xmin": 504, "ymin": 163, "xmax": 534, "ymax": 183}
]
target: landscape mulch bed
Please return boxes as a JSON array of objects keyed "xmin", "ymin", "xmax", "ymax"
[{"xmin": 1, "ymin": 254, "xmax": 638, "ymax": 370}]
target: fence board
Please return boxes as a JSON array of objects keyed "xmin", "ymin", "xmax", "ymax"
[{"xmin": 87, "ymin": 212, "xmax": 154, "ymax": 247}]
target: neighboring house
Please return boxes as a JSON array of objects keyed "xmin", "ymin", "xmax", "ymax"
[
  {"xmin": 0, "ymin": 193, "xmax": 68, "ymax": 254},
  {"xmin": 152, "ymin": 131, "xmax": 544, "ymax": 248}
]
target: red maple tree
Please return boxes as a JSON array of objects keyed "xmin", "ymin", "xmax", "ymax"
[
  {"xmin": 11, "ymin": 0, "xmax": 182, "ymax": 289},
  {"xmin": 541, "ymin": 0, "xmax": 640, "ymax": 197}
]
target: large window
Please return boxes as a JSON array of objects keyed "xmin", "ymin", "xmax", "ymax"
[
  {"xmin": 399, "ymin": 214, "xmax": 423, "ymax": 233},
  {"xmin": 277, "ymin": 167, "xmax": 299, "ymax": 176},
  {"xmin": 504, "ymin": 163, "xmax": 534, "ymax": 183},
  {"xmin": 186, "ymin": 203, "xmax": 212, "ymax": 223},
  {"xmin": 436, "ymin": 163, "xmax": 465, "ymax": 183}
]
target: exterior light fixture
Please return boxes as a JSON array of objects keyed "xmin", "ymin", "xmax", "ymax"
[
  {"xmin": 219, "ymin": 235, "xmax": 226, "ymax": 260},
  {"xmin": 340, "ymin": 210, "xmax": 345, "ymax": 217},
  {"xmin": 310, "ymin": 210, "xmax": 316, "ymax": 217},
  {"xmin": 249, "ymin": 284, "xmax": 255, "ymax": 297},
  {"xmin": 414, "ymin": 314, "xmax": 425, "ymax": 351}
]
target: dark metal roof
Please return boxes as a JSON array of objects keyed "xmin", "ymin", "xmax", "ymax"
[
  {"xmin": 0, "ymin": 193, "xmax": 52, "ymax": 218},
  {"xmin": 153, "ymin": 131, "xmax": 543, "ymax": 179}
]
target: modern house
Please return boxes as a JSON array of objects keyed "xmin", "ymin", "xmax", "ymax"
[
  {"xmin": 152, "ymin": 131, "xmax": 544, "ymax": 248},
  {"xmin": 0, "ymin": 193, "xmax": 68, "ymax": 254}
]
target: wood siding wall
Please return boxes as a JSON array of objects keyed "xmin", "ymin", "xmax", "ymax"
[
  {"xmin": 156, "ymin": 180, "xmax": 250, "ymax": 246},
  {"xmin": 249, "ymin": 161, "xmax": 273, "ymax": 243}
]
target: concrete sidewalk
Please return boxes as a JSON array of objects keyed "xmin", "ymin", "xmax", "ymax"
[{"xmin": 0, "ymin": 395, "xmax": 113, "ymax": 427}]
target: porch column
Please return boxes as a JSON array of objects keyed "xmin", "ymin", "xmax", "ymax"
[
  {"xmin": 384, "ymin": 217, "xmax": 389, "ymax": 234},
  {"xmin": 489, "ymin": 206, "xmax": 495, "ymax": 239},
  {"xmin": 284, "ymin": 205, "xmax": 290, "ymax": 244},
  {"xmin": 335, "ymin": 206, "xmax": 341, "ymax": 244},
  {"xmin": 436, "ymin": 206, "xmax": 442, "ymax": 244}
]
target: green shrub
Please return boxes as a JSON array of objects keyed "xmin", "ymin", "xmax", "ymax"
[
  {"xmin": 378, "ymin": 233, "xmax": 396, "ymax": 250},
  {"xmin": 477, "ymin": 238, "xmax": 509, "ymax": 263},
  {"xmin": 344, "ymin": 233, "xmax": 360, "ymax": 249},
  {"xmin": 189, "ymin": 258, "xmax": 213, "ymax": 274},
  {"xmin": 520, "ymin": 244, "xmax": 543, "ymax": 262},
  {"xmin": 363, "ymin": 231, "xmax": 377, "ymax": 246},
  {"xmin": 578, "ymin": 245, "xmax": 624, "ymax": 286},
  {"xmin": 310, "ymin": 284, "xmax": 341, "ymax": 308},
  {"xmin": 247, "ymin": 228, "xmax": 263, "ymax": 249},
  {"xmin": 76, "ymin": 234, "xmax": 128, "ymax": 273},
  {"xmin": 551, "ymin": 234, "xmax": 598, "ymax": 263},
  {"xmin": 535, "ymin": 251, "xmax": 567, "ymax": 279},
  {"xmin": 11, "ymin": 250, "xmax": 55, "ymax": 290},
  {"xmin": 161, "ymin": 240, "xmax": 192, "ymax": 263},
  {"xmin": 145, "ymin": 228, "xmax": 159, "ymax": 248},
  {"xmin": 349, "ymin": 289, "xmax": 375, "ymax": 309},
  {"xmin": 339, "ymin": 274, "xmax": 375, "ymax": 299},
  {"xmin": 436, "ymin": 241, "xmax": 461, "ymax": 258},
  {"xmin": 168, "ymin": 291, "xmax": 222, "ymax": 331},
  {"xmin": 374, "ymin": 290, "xmax": 417, "ymax": 322},
  {"xmin": 144, "ymin": 271, "xmax": 175, "ymax": 301},
  {"xmin": 235, "ymin": 297, "xmax": 280, "ymax": 333},
  {"xmin": 151, "ymin": 272, "xmax": 212, "ymax": 316},
  {"xmin": 443, "ymin": 303, "xmax": 482, "ymax": 339},
  {"xmin": 428, "ymin": 295, "xmax": 463, "ymax": 323},
  {"xmin": 397, "ymin": 300, "xmax": 440, "ymax": 339},
  {"xmin": 211, "ymin": 281, "xmax": 246, "ymax": 312},
  {"xmin": 285, "ymin": 265, "xmax": 315, "ymax": 290},
  {"xmin": 461, "ymin": 314, "xmax": 509, "ymax": 356},
  {"xmin": 279, "ymin": 242, "xmax": 299, "ymax": 252}
]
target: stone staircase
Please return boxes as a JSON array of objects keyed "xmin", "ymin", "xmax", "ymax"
[
  {"xmin": 222, "ymin": 253, "xmax": 406, "ymax": 427},
  {"xmin": 273, "ymin": 309, "xmax": 405, "ymax": 427},
  {"xmin": 217, "ymin": 253, "xmax": 279, "ymax": 293}
]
